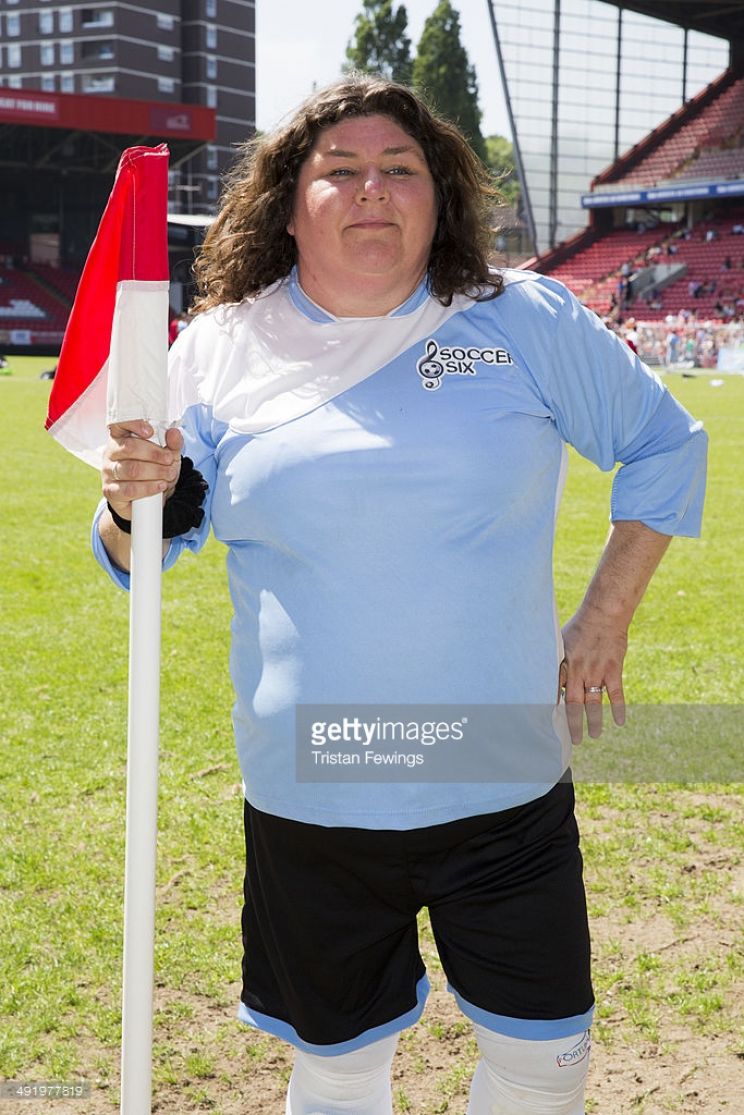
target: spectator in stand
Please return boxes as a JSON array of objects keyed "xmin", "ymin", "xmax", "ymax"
[
  {"xmin": 623, "ymin": 318, "xmax": 638, "ymax": 354},
  {"xmin": 633, "ymin": 321, "xmax": 744, "ymax": 368},
  {"xmin": 665, "ymin": 330, "xmax": 680, "ymax": 366},
  {"xmin": 722, "ymin": 255, "xmax": 733, "ymax": 271},
  {"xmin": 622, "ymin": 277, "xmax": 633, "ymax": 308},
  {"xmin": 705, "ymin": 228, "xmax": 718, "ymax": 243},
  {"xmin": 731, "ymin": 223, "xmax": 744, "ymax": 235},
  {"xmin": 169, "ymin": 311, "xmax": 191, "ymax": 346}
]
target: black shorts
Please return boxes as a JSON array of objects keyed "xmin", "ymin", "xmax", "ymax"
[{"xmin": 239, "ymin": 780, "xmax": 593, "ymax": 1054}]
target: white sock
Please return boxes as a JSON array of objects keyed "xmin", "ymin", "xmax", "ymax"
[
  {"xmin": 466, "ymin": 1023, "xmax": 590, "ymax": 1115},
  {"xmin": 285, "ymin": 1033, "xmax": 398, "ymax": 1115}
]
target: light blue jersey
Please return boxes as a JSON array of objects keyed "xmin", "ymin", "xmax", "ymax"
[{"xmin": 93, "ymin": 270, "xmax": 707, "ymax": 828}]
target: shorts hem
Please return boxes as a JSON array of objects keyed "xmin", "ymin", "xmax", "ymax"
[
  {"xmin": 449, "ymin": 984, "xmax": 594, "ymax": 1040},
  {"xmin": 237, "ymin": 972, "xmax": 430, "ymax": 1055}
]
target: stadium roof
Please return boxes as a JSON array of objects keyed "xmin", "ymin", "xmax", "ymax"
[
  {"xmin": 602, "ymin": 0, "xmax": 744, "ymax": 43},
  {"xmin": 0, "ymin": 88, "xmax": 216, "ymax": 174}
]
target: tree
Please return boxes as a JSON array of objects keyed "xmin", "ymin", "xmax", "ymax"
[
  {"xmin": 412, "ymin": 0, "xmax": 486, "ymax": 162},
  {"xmin": 344, "ymin": 0, "xmax": 413, "ymax": 85},
  {"xmin": 484, "ymin": 134, "xmax": 520, "ymax": 208}
]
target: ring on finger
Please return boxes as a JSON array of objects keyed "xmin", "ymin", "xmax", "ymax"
[
  {"xmin": 585, "ymin": 685, "xmax": 604, "ymax": 694},
  {"xmin": 112, "ymin": 460, "xmax": 120, "ymax": 481}
]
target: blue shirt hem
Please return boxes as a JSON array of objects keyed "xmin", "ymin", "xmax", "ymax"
[{"xmin": 243, "ymin": 782, "xmax": 558, "ymax": 830}]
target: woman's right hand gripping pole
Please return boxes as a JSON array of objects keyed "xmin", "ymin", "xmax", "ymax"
[{"xmin": 99, "ymin": 420, "xmax": 184, "ymax": 572}]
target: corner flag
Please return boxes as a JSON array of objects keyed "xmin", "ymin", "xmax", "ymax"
[{"xmin": 46, "ymin": 144, "xmax": 171, "ymax": 1115}]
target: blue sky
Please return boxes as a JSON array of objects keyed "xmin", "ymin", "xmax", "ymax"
[{"xmin": 255, "ymin": 0, "xmax": 511, "ymax": 138}]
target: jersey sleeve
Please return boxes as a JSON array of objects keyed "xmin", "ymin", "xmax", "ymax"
[{"xmin": 520, "ymin": 276, "xmax": 708, "ymax": 537}]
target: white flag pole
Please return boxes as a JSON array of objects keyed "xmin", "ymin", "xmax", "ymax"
[
  {"xmin": 120, "ymin": 491, "xmax": 163, "ymax": 1114},
  {"xmin": 45, "ymin": 143, "xmax": 172, "ymax": 1115}
]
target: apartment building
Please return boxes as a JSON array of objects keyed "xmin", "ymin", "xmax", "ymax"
[{"xmin": 0, "ymin": 0, "xmax": 255, "ymax": 211}]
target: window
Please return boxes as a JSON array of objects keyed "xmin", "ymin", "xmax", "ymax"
[
  {"xmin": 59, "ymin": 9, "xmax": 73, "ymax": 33},
  {"xmin": 8, "ymin": 74, "xmax": 22, "ymax": 89},
  {"xmin": 206, "ymin": 0, "xmax": 217, "ymax": 15},
  {"xmin": 60, "ymin": 73, "xmax": 74, "ymax": 92},
  {"xmin": 40, "ymin": 42, "xmax": 55, "ymax": 66},
  {"xmin": 41, "ymin": 74, "xmax": 56, "ymax": 91},
  {"xmin": 157, "ymin": 45, "xmax": 175, "ymax": 62},
  {"xmin": 81, "ymin": 9, "xmax": 113, "ymax": 29},
  {"xmin": 6, "ymin": 13, "xmax": 20, "ymax": 36},
  {"xmin": 82, "ymin": 40, "xmax": 114, "ymax": 61},
  {"xmin": 60, "ymin": 42, "xmax": 74, "ymax": 65},
  {"xmin": 156, "ymin": 14, "xmax": 174, "ymax": 31},
  {"xmin": 206, "ymin": 84, "xmax": 217, "ymax": 108},
  {"xmin": 205, "ymin": 25, "xmax": 216, "ymax": 49},
  {"xmin": 82, "ymin": 73, "xmax": 115, "ymax": 93},
  {"xmin": 206, "ymin": 56, "xmax": 217, "ymax": 79},
  {"xmin": 207, "ymin": 177, "xmax": 219, "ymax": 201},
  {"xmin": 206, "ymin": 146, "xmax": 218, "ymax": 170},
  {"xmin": 7, "ymin": 43, "xmax": 22, "ymax": 68},
  {"xmin": 158, "ymin": 76, "xmax": 175, "ymax": 94},
  {"xmin": 39, "ymin": 10, "xmax": 53, "ymax": 34}
]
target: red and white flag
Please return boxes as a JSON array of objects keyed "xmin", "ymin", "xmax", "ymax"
[{"xmin": 46, "ymin": 144, "xmax": 170, "ymax": 466}]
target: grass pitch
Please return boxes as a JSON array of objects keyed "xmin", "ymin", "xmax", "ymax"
[{"xmin": 0, "ymin": 356, "xmax": 741, "ymax": 1112}]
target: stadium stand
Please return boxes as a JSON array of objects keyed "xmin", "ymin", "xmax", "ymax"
[
  {"xmin": 676, "ymin": 145, "xmax": 744, "ymax": 183},
  {"xmin": 627, "ymin": 214, "xmax": 744, "ymax": 322},
  {"xmin": 549, "ymin": 214, "xmax": 744, "ymax": 321},
  {"xmin": 546, "ymin": 227, "xmax": 669, "ymax": 302},
  {"xmin": 0, "ymin": 266, "xmax": 75, "ymax": 337},
  {"xmin": 532, "ymin": 64, "xmax": 744, "ymax": 329},
  {"xmin": 30, "ymin": 264, "xmax": 81, "ymax": 304},
  {"xmin": 593, "ymin": 71, "xmax": 744, "ymax": 190}
]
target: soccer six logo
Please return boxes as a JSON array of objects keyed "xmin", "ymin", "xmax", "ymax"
[{"xmin": 416, "ymin": 338, "xmax": 514, "ymax": 390}]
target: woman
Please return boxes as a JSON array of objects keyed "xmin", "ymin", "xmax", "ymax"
[{"xmin": 95, "ymin": 77, "xmax": 707, "ymax": 1115}]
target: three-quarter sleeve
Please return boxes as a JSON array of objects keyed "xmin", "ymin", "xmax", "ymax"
[{"xmin": 520, "ymin": 276, "xmax": 707, "ymax": 537}]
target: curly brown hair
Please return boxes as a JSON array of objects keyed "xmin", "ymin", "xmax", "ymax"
[{"xmin": 192, "ymin": 74, "xmax": 504, "ymax": 312}]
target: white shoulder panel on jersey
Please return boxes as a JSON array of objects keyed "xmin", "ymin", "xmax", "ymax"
[{"xmin": 169, "ymin": 280, "xmax": 470, "ymax": 435}]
